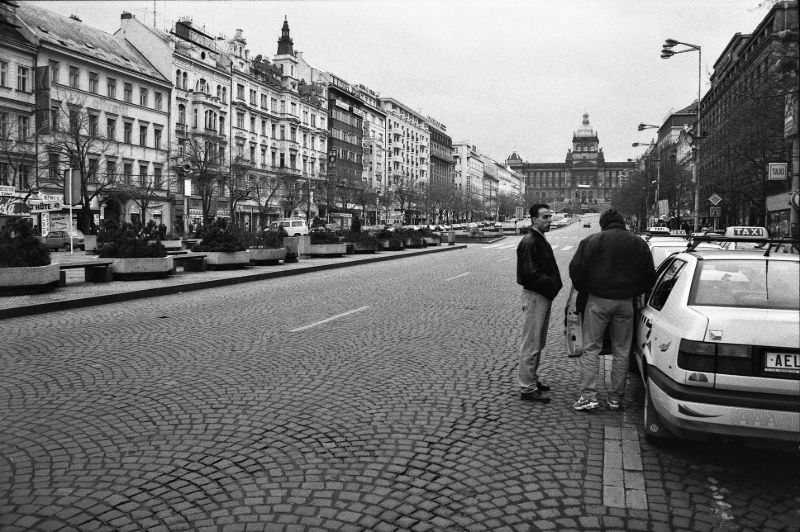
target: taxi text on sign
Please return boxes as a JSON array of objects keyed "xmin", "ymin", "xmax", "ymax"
[
  {"xmin": 731, "ymin": 226, "xmax": 766, "ymax": 237},
  {"xmin": 768, "ymin": 162, "xmax": 787, "ymax": 181}
]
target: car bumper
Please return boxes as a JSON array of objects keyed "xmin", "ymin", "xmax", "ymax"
[{"xmin": 648, "ymin": 366, "xmax": 800, "ymax": 443}]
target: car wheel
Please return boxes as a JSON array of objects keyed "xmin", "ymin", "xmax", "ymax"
[{"xmin": 62, "ymin": 243, "xmax": 71, "ymax": 251}]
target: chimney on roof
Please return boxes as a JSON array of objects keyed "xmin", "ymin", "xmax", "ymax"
[{"xmin": 69, "ymin": 14, "xmax": 82, "ymax": 22}]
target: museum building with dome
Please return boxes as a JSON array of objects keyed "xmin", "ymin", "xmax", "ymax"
[{"xmin": 506, "ymin": 114, "xmax": 635, "ymax": 212}]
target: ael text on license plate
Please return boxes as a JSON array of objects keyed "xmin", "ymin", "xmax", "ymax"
[{"xmin": 764, "ymin": 352, "xmax": 800, "ymax": 373}]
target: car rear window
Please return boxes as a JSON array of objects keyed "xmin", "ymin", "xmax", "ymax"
[{"xmin": 691, "ymin": 259, "xmax": 799, "ymax": 310}]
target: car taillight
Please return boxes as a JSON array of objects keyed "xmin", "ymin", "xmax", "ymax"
[
  {"xmin": 677, "ymin": 339, "xmax": 753, "ymax": 375},
  {"xmin": 678, "ymin": 339, "xmax": 716, "ymax": 371},
  {"xmin": 716, "ymin": 344, "xmax": 752, "ymax": 375}
]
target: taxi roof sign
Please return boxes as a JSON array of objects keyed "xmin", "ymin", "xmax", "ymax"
[
  {"xmin": 646, "ymin": 226, "xmax": 670, "ymax": 234},
  {"xmin": 724, "ymin": 226, "xmax": 769, "ymax": 239}
]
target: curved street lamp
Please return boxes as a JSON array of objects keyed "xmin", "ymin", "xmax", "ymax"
[{"xmin": 661, "ymin": 38, "xmax": 702, "ymax": 232}]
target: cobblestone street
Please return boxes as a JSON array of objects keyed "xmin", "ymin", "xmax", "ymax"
[{"xmin": 1, "ymin": 226, "xmax": 798, "ymax": 531}]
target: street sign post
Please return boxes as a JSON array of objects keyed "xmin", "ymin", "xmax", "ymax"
[
  {"xmin": 710, "ymin": 206, "xmax": 721, "ymax": 217},
  {"xmin": 708, "ymin": 193, "xmax": 722, "ymax": 206}
]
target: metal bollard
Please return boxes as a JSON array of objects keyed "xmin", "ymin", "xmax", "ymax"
[{"xmin": 448, "ymin": 229, "xmax": 455, "ymax": 246}]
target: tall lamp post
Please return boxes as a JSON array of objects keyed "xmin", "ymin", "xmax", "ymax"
[
  {"xmin": 633, "ymin": 141, "xmax": 660, "ymax": 223},
  {"xmin": 661, "ymin": 38, "xmax": 701, "ymax": 232}
]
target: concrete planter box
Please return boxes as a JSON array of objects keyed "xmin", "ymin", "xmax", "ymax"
[
  {"xmin": 160, "ymin": 239, "xmax": 183, "ymax": 251},
  {"xmin": 307, "ymin": 243, "xmax": 347, "ymax": 257},
  {"xmin": 84, "ymin": 235, "xmax": 98, "ymax": 252},
  {"xmin": 351, "ymin": 242, "xmax": 377, "ymax": 253},
  {"xmin": 0, "ymin": 263, "xmax": 60, "ymax": 295},
  {"xmin": 204, "ymin": 251, "xmax": 250, "ymax": 270},
  {"xmin": 110, "ymin": 256, "xmax": 174, "ymax": 280},
  {"xmin": 248, "ymin": 247, "xmax": 287, "ymax": 265},
  {"xmin": 283, "ymin": 236, "xmax": 300, "ymax": 263}
]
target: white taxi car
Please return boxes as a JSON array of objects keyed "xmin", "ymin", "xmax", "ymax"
[{"xmin": 633, "ymin": 227, "xmax": 799, "ymax": 447}]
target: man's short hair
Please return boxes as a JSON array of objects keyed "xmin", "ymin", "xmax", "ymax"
[
  {"xmin": 529, "ymin": 203, "xmax": 550, "ymax": 219},
  {"xmin": 599, "ymin": 208, "xmax": 625, "ymax": 229}
]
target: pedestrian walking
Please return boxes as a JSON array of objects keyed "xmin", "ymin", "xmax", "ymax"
[
  {"xmin": 516, "ymin": 203, "xmax": 563, "ymax": 403},
  {"xmin": 569, "ymin": 208, "xmax": 656, "ymax": 411}
]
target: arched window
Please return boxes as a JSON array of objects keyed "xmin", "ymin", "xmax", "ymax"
[
  {"xmin": 175, "ymin": 69, "xmax": 181, "ymax": 87},
  {"xmin": 221, "ymin": 87, "xmax": 227, "ymax": 103},
  {"xmin": 193, "ymin": 109, "xmax": 198, "ymax": 128},
  {"xmin": 216, "ymin": 85, "xmax": 221, "ymax": 99},
  {"xmin": 178, "ymin": 104, "xmax": 186, "ymax": 125},
  {"xmin": 182, "ymin": 72, "xmax": 187, "ymax": 89}
]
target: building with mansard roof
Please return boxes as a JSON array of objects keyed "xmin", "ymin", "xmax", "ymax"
[
  {"xmin": 506, "ymin": 113, "xmax": 634, "ymax": 213},
  {"xmin": 14, "ymin": 3, "xmax": 172, "ymax": 233}
]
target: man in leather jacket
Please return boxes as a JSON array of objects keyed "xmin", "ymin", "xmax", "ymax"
[{"xmin": 516, "ymin": 204, "xmax": 563, "ymax": 402}]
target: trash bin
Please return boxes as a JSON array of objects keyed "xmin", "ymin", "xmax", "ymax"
[{"xmin": 448, "ymin": 230, "xmax": 455, "ymax": 246}]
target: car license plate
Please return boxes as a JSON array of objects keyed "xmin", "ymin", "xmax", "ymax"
[{"xmin": 764, "ymin": 352, "xmax": 800, "ymax": 373}]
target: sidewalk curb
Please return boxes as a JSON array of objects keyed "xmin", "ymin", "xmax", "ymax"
[{"xmin": 1, "ymin": 245, "xmax": 467, "ymax": 320}]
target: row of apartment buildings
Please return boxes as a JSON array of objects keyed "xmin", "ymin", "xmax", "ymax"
[{"xmin": 0, "ymin": 2, "xmax": 523, "ymax": 234}]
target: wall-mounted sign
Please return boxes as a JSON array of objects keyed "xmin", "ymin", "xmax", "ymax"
[{"xmin": 768, "ymin": 162, "xmax": 788, "ymax": 181}]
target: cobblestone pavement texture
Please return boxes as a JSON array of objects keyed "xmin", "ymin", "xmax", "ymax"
[{"xmin": 1, "ymin": 220, "xmax": 798, "ymax": 531}]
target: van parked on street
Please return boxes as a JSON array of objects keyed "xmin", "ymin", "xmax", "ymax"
[{"xmin": 271, "ymin": 218, "xmax": 309, "ymax": 236}]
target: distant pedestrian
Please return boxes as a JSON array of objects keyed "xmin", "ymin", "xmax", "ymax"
[
  {"xmin": 516, "ymin": 203, "xmax": 563, "ymax": 403},
  {"xmin": 569, "ymin": 208, "xmax": 656, "ymax": 411}
]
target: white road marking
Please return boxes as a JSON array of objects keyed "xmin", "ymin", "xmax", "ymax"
[
  {"xmin": 561, "ymin": 245, "xmax": 574, "ymax": 251},
  {"xmin": 550, "ymin": 245, "xmax": 560, "ymax": 251},
  {"xmin": 482, "ymin": 244, "xmax": 505, "ymax": 249},
  {"xmin": 496, "ymin": 244, "xmax": 516, "ymax": 250},
  {"xmin": 290, "ymin": 306, "xmax": 369, "ymax": 332},
  {"xmin": 497, "ymin": 257, "xmax": 511, "ymax": 263},
  {"xmin": 445, "ymin": 272, "xmax": 471, "ymax": 282}
]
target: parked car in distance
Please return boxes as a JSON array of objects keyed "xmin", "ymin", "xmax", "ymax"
[
  {"xmin": 271, "ymin": 218, "xmax": 309, "ymax": 236},
  {"xmin": 632, "ymin": 227, "xmax": 800, "ymax": 447},
  {"xmin": 40, "ymin": 229, "xmax": 85, "ymax": 251}
]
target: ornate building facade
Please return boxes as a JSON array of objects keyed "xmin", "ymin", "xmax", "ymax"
[{"xmin": 507, "ymin": 113, "xmax": 634, "ymax": 212}]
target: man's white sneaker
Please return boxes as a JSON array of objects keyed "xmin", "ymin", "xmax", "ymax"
[{"xmin": 572, "ymin": 396, "xmax": 600, "ymax": 411}]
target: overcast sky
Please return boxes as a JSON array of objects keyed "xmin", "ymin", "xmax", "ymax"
[{"xmin": 31, "ymin": 0, "xmax": 771, "ymax": 164}]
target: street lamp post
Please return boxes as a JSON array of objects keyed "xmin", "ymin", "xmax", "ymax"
[{"xmin": 661, "ymin": 38, "xmax": 702, "ymax": 232}]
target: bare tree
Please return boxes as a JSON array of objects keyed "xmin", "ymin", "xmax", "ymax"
[
  {"xmin": 171, "ymin": 136, "xmax": 227, "ymax": 225},
  {"xmin": 0, "ymin": 112, "xmax": 37, "ymax": 189},
  {"xmin": 252, "ymin": 172, "xmax": 282, "ymax": 228},
  {"xmin": 228, "ymin": 155, "xmax": 257, "ymax": 227},
  {"xmin": 45, "ymin": 92, "xmax": 122, "ymax": 232}
]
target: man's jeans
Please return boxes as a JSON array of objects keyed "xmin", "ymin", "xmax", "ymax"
[
  {"xmin": 579, "ymin": 294, "xmax": 634, "ymax": 401},
  {"xmin": 519, "ymin": 289, "xmax": 552, "ymax": 389}
]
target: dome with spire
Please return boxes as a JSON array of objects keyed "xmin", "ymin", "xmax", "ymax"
[{"xmin": 574, "ymin": 112, "xmax": 597, "ymax": 138}]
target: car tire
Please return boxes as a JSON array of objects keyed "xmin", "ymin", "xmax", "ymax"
[{"xmin": 62, "ymin": 243, "xmax": 70, "ymax": 251}]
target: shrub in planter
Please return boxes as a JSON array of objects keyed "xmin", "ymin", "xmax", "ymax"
[
  {"xmin": 249, "ymin": 228, "xmax": 286, "ymax": 249},
  {"xmin": 0, "ymin": 218, "xmax": 51, "ymax": 268},
  {"xmin": 342, "ymin": 229, "xmax": 379, "ymax": 252},
  {"xmin": 388, "ymin": 234, "xmax": 404, "ymax": 250},
  {"xmin": 192, "ymin": 219, "xmax": 248, "ymax": 252},
  {"xmin": 97, "ymin": 220, "xmax": 167, "ymax": 258},
  {"xmin": 309, "ymin": 230, "xmax": 342, "ymax": 244}
]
